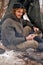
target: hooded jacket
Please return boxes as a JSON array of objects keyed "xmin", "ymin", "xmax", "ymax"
[
  {"xmin": 1, "ymin": 13, "xmax": 26, "ymax": 47},
  {"xmin": 1, "ymin": 13, "xmax": 33, "ymax": 47}
]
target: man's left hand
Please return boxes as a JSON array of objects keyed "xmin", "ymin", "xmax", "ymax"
[{"xmin": 33, "ymin": 27, "xmax": 39, "ymax": 32}]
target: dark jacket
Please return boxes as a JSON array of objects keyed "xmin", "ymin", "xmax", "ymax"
[{"xmin": 1, "ymin": 13, "xmax": 33, "ymax": 47}]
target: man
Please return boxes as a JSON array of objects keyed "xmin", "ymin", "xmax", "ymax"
[{"xmin": 1, "ymin": 3, "xmax": 40, "ymax": 51}]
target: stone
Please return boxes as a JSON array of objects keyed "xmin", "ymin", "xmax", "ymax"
[
  {"xmin": 0, "ymin": 41, "xmax": 43, "ymax": 65},
  {"xmin": 0, "ymin": 50, "xmax": 42, "ymax": 65}
]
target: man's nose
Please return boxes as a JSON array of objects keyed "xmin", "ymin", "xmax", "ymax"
[{"xmin": 20, "ymin": 13, "xmax": 23, "ymax": 16}]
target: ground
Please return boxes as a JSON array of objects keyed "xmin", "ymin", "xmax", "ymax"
[{"xmin": 0, "ymin": 48, "xmax": 43, "ymax": 65}]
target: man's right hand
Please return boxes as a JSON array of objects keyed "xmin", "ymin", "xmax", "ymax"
[{"xmin": 26, "ymin": 34, "xmax": 37, "ymax": 40}]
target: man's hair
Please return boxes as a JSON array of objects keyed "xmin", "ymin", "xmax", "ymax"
[
  {"xmin": 13, "ymin": 2, "xmax": 25, "ymax": 9},
  {"xmin": 12, "ymin": 2, "xmax": 26, "ymax": 14},
  {"xmin": 12, "ymin": 8, "xmax": 26, "ymax": 15}
]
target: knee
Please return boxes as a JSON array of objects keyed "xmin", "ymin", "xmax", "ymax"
[
  {"xmin": 32, "ymin": 40, "xmax": 39, "ymax": 49},
  {"xmin": 23, "ymin": 26, "xmax": 32, "ymax": 36},
  {"xmin": 24, "ymin": 26, "xmax": 32, "ymax": 31}
]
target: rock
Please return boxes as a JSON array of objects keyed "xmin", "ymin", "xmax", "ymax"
[
  {"xmin": 0, "ymin": 50, "xmax": 42, "ymax": 65},
  {"xmin": 0, "ymin": 41, "xmax": 43, "ymax": 65},
  {"xmin": 0, "ymin": 50, "xmax": 25, "ymax": 65}
]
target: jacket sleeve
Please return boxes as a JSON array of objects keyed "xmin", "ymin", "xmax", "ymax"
[{"xmin": 22, "ymin": 20, "xmax": 34, "ymax": 29}]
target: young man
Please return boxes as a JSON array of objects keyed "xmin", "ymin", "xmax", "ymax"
[{"xmin": 1, "ymin": 3, "xmax": 40, "ymax": 51}]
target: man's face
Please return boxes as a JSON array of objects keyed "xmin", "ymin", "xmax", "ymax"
[{"xmin": 15, "ymin": 8, "xmax": 24, "ymax": 19}]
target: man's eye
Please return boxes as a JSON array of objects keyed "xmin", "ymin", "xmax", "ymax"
[
  {"xmin": 17, "ymin": 11, "xmax": 20, "ymax": 12},
  {"xmin": 17, "ymin": 11, "xmax": 23, "ymax": 13}
]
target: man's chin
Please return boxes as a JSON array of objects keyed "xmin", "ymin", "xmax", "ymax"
[{"xmin": 17, "ymin": 16, "xmax": 21, "ymax": 19}]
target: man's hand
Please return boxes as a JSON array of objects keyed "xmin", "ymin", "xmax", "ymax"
[
  {"xmin": 26, "ymin": 34, "xmax": 37, "ymax": 40},
  {"xmin": 33, "ymin": 27, "xmax": 39, "ymax": 32}
]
